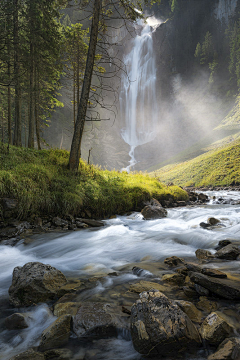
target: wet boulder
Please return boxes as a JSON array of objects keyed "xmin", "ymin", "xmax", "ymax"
[
  {"xmin": 174, "ymin": 300, "xmax": 203, "ymax": 323},
  {"xmin": 75, "ymin": 221, "xmax": 87, "ymax": 228},
  {"xmin": 44, "ymin": 348, "xmax": 73, "ymax": 360},
  {"xmin": 9, "ymin": 262, "xmax": 67, "ymax": 307},
  {"xmin": 131, "ymin": 289, "xmax": 201, "ymax": 358},
  {"xmin": 183, "ymin": 285, "xmax": 199, "ymax": 298},
  {"xmin": 39, "ymin": 314, "xmax": 72, "ymax": 351},
  {"xmin": 208, "ymin": 337, "xmax": 240, "ymax": 360},
  {"xmin": 132, "ymin": 266, "xmax": 151, "ymax": 277},
  {"xmin": 5, "ymin": 312, "xmax": 30, "ymax": 330},
  {"xmin": 202, "ymin": 268, "xmax": 227, "ymax": 278},
  {"xmin": 195, "ymin": 249, "xmax": 214, "ymax": 261},
  {"xmin": 9, "ymin": 349, "xmax": 45, "ymax": 360},
  {"xmin": 73, "ymin": 302, "xmax": 126, "ymax": 338},
  {"xmin": 215, "ymin": 244, "xmax": 240, "ymax": 260},
  {"xmin": 199, "ymin": 312, "xmax": 233, "ymax": 345},
  {"xmin": 53, "ymin": 302, "xmax": 81, "ymax": 317},
  {"xmin": 198, "ymin": 193, "xmax": 208, "ymax": 202},
  {"xmin": 200, "ymin": 222, "xmax": 212, "ymax": 229},
  {"xmin": 161, "ymin": 273, "xmax": 185, "ymax": 285},
  {"xmin": 189, "ymin": 272, "xmax": 240, "ymax": 300},
  {"xmin": 207, "ymin": 217, "xmax": 220, "ymax": 226},
  {"xmin": 194, "ymin": 284, "xmax": 209, "ymax": 296},
  {"xmin": 52, "ymin": 217, "xmax": 68, "ymax": 227},
  {"xmin": 197, "ymin": 297, "xmax": 218, "ymax": 313},
  {"xmin": 185, "ymin": 262, "xmax": 202, "ymax": 272},
  {"xmin": 128, "ymin": 280, "xmax": 166, "ymax": 294},
  {"xmin": 215, "ymin": 240, "xmax": 232, "ymax": 251},
  {"xmin": 76, "ymin": 218, "xmax": 104, "ymax": 227},
  {"xmin": 141, "ymin": 200, "xmax": 167, "ymax": 220},
  {"xmin": 164, "ymin": 256, "xmax": 185, "ymax": 267}
]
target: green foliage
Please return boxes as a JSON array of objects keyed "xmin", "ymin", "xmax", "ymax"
[
  {"xmin": 0, "ymin": 146, "xmax": 187, "ymax": 219},
  {"xmin": 151, "ymin": 139, "xmax": 240, "ymax": 187},
  {"xmin": 170, "ymin": 0, "xmax": 179, "ymax": 13},
  {"xmin": 194, "ymin": 31, "xmax": 218, "ymax": 83},
  {"xmin": 194, "ymin": 43, "xmax": 202, "ymax": 60}
]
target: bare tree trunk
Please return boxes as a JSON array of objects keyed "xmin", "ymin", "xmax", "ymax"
[
  {"xmin": 77, "ymin": 44, "xmax": 80, "ymax": 107},
  {"xmin": 8, "ymin": 84, "xmax": 12, "ymax": 145},
  {"xmin": 73, "ymin": 66, "xmax": 76, "ymax": 127},
  {"xmin": 25, "ymin": 106, "xmax": 27, "ymax": 147},
  {"xmin": 68, "ymin": 0, "xmax": 101, "ymax": 171},
  {"xmin": 2, "ymin": 110, "xmax": 4, "ymax": 144},
  {"xmin": 13, "ymin": 0, "xmax": 21, "ymax": 146},
  {"xmin": 28, "ymin": 39, "xmax": 34, "ymax": 148},
  {"xmin": 7, "ymin": 44, "xmax": 12, "ymax": 145},
  {"xmin": 35, "ymin": 70, "xmax": 41, "ymax": 150},
  {"xmin": 28, "ymin": 0, "xmax": 36, "ymax": 149}
]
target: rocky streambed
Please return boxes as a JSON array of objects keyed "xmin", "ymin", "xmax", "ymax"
[{"xmin": 0, "ymin": 190, "xmax": 240, "ymax": 359}]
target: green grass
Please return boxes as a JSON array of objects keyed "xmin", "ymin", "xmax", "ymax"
[
  {"xmin": 150, "ymin": 139, "xmax": 240, "ymax": 187},
  {"xmin": 0, "ymin": 146, "xmax": 187, "ymax": 219},
  {"xmin": 147, "ymin": 129, "xmax": 239, "ymax": 172}
]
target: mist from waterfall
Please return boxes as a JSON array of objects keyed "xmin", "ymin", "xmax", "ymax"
[{"xmin": 120, "ymin": 17, "xmax": 161, "ymax": 172}]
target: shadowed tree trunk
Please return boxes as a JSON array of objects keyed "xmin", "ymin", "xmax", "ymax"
[
  {"xmin": 13, "ymin": 0, "xmax": 21, "ymax": 146},
  {"xmin": 7, "ymin": 38, "xmax": 12, "ymax": 145},
  {"xmin": 68, "ymin": 0, "xmax": 101, "ymax": 171},
  {"xmin": 28, "ymin": 0, "xmax": 34, "ymax": 148}
]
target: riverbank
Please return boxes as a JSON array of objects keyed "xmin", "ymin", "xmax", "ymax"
[
  {"xmin": 0, "ymin": 146, "xmax": 187, "ymax": 223},
  {"xmin": 1, "ymin": 190, "xmax": 240, "ymax": 360}
]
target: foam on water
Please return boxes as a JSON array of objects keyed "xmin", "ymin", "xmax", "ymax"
[{"xmin": 1, "ymin": 191, "xmax": 240, "ymax": 359}]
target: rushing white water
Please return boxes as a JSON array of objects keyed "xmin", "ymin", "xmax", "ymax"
[
  {"xmin": 120, "ymin": 17, "xmax": 160, "ymax": 172},
  {"xmin": 214, "ymin": 0, "xmax": 238, "ymax": 23},
  {"xmin": 1, "ymin": 190, "xmax": 240, "ymax": 359}
]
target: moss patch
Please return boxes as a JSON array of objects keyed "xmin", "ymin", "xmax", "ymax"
[{"xmin": 0, "ymin": 146, "xmax": 187, "ymax": 219}]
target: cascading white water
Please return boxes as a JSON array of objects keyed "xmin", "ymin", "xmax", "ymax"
[
  {"xmin": 214, "ymin": 0, "xmax": 238, "ymax": 23},
  {"xmin": 120, "ymin": 18, "xmax": 160, "ymax": 172}
]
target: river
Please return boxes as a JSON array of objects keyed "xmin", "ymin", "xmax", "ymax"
[{"xmin": 1, "ymin": 190, "xmax": 240, "ymax": 359}]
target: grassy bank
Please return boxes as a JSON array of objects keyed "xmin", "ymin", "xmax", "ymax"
[
  {"xmin": 0, "ymin": 146, "xmax": 188, "ymax": 219},
  {"xmin": 151, "ymin": 140, "xmax": 240, "ymax": 187}
]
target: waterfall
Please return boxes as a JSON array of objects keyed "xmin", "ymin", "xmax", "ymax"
[
  {"xmin": 214, "ymin": 0, "xmax": 238, "ymax": 23},
  {"xmin": 120, "ymin": 18, "xmax": 160, "ymax": 172}
]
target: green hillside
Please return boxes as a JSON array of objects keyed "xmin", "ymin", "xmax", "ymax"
[{"xmin": 150, "ymin": 139, "xmax": 240, "ymax": 187}]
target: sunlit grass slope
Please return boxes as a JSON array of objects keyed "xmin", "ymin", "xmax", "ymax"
[
  {"xmin": 151, "ymin": 140, "xmax": 240, "ymax": 187},
  {"xmin": 0, "ymin": 146, "xmax": 187, "ymax": 219}
]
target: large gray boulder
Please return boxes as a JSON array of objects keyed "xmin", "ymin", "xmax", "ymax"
[
  {"xmin": 141, "ymin": 205, "xmax": 167, "ymax": 220},
  {"xmin": 215, "ymin": 244, "xmax": 240, "ymax": 260},
  {"xmin": 9, "ymin": 262, "xmax": 67, "ymax": 307},
  {"xmin": 73, "ymin": 302, "xmax": 126, "ymax": 338},
  {"xmin": 130, "ymin": 289, "xmax": 201, "ymax": 357},
  {"xmin": 141, "ymin": 198, "xmax": 167, "ymax": 220}
]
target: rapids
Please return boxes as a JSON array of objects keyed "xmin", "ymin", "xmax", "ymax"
[{"xmin": 1, "ymin": 190, "xmax": 240, "ymax": 359}]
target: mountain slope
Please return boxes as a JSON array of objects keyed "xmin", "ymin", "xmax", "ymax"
[{"xmin": 150, "ymin": 138, "xmax": 240, "ymax": 187}]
